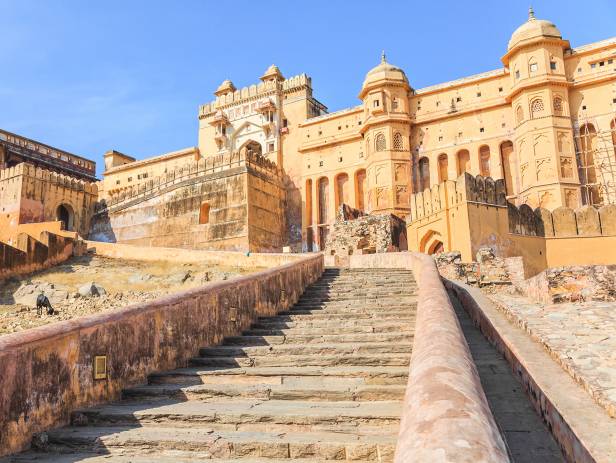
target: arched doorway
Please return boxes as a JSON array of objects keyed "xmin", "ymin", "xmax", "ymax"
[
  {"xmin": 500, "ymin": 141, "xmax": 516, "ymax": 196},
  {"xmin": 56, "ymin": 204, "xmax": 74, "ymax": 231},
  {"xmin": 354, "ymin": 169, "xmax": 367, "ymax": 211},
  {"xmin": 437, "ymin": 154, "xmax": 448, "ymax": 182},
  {"xmin": 239, "ymin": 140, "xmax": 263, "ymax": 157}
]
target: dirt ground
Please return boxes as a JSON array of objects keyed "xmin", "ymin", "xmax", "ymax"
[{"xmin": 0, "ymin": 254, "xmax": 263, "ymax": 336}]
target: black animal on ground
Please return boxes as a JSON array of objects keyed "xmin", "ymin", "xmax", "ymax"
[{"xmin": 36, "ymin": 294, "xmax": 54, "ymax": 316}]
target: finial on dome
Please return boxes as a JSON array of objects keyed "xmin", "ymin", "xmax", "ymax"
[
  {"xmin": 381, "ymin": 50, "xmax": 387, "ymax": 64},
  {"xmin": 528, "ymin": 6, "xmax": 535, "ymax": 20}
]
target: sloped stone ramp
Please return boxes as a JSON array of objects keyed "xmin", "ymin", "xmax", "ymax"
[{"xmin": 7, "ymin": 268, "xmax": 416, "ymax": 462}]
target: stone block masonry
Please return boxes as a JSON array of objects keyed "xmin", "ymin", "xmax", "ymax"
[{"xmin": 0, "ymin": 253, "xmax": 323, "ymax": 457}]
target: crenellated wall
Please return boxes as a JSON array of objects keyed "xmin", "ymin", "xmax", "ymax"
[
  {"xmin": 407, "ymin": 173, "xmax": 616, "ymax": 276},
  {"xmin": 90, "ymin": 152, "xmax": 286, "ymax": 252}
]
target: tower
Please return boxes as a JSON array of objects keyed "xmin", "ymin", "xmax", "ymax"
[
  {"xmin": 359, "ymin": 52, "xmax": 413, "ymax": 217},
  {"xmin": 502, "ymin": 7, "xmax": 581, "ymax": 209}
]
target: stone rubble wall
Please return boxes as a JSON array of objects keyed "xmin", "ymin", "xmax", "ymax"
[
  {"xmin": 435, "ymin": 248, "xmax": 524, "ymax": 287},
  {"xmin": 518, "ymin": 265, "xmax": 616, "ymax": 304},
  {"xmin": 0, "ymin": 253, "xmax": 324, "ymax": 457},
  {"xmin": 325, "ymin": 204, "xmax": 407, "ymax": 257}
]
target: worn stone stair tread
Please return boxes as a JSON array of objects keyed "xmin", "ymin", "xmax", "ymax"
[
  {"xmin": 72, "ymin": 400, "xmax": 402, "ymax": 428},
  {"xmin": 5, "ymin": 454, "xmax": 375, "ymax": 463},
  {"xmin": 44, "ymin": 426, "xmax": 398, "ymax": 451},
  {"xmin": 189, "ymin": 353, "xmax": 412, "ymax": 368},
  {"xmin": 150, "ymin": 365, "xmax": 410, "ymax": 379},
  {"xmin": 123, "ymin": 383, "xmax": 407, "ymax": 401},
  {"xmin": 199, "ymin": 342, "xmax": 413, "ymax": 357},
  {"xmin": 244, "ymin": 325, "xmax": 413, "ymax": 336},
  {"xmin": 223, "ymin": 332, "xmax": 413, "ymax": 346}
]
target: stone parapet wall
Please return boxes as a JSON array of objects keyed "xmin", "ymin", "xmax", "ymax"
[
  {"xmin": 0, "ymin": 253, "xmax": 324, "ymax": 457},
  {"xmin": 98, "ymin": 151, "xmax": 282, "ymax": 212},
  {"xmin": 409, "ymin": 173, "xmax": 507, "ymax": 223},
  {"xmin": 508, "ymin": 203, "xmax": 616, "ymax": 237},
  {"xmin": 0, "ymin": 231, "xmax": 78, "ymax": 281}
]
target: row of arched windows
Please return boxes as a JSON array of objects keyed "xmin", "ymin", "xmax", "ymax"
[
  {"xmin": 306, "ymin": 169, "xmax": 368, "ymax": 226},
  {"xmin": 417, "ymin": 142, "xmax": 516, "ymax": 196},
  {"xmin": 516, "ymin": 96, "xmax": 565, "ymax": 124}
]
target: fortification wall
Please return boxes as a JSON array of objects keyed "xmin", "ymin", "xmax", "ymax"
[
  {"xmin": 0, "ymin": 163, "xmax": 98, "ymax": 240},
  {"xmin": 408, "ymin": 173, "xmax": 616, "ymax": 276},
  {"xmin": 91, "ymin": 152, "xmax": 285, "ymax": 252}
]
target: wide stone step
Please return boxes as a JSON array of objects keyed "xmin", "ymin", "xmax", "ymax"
[
  {"xmin": 71, "ymin": 400, "xmax": 401, "ymax": 430},
  {"xmin": 148, "ymin": 366, "xmax": 409, "ymax": 386},
  {"xmin": 223, "ymin": 332, "xmax": 413, "ymax": 346},
  {"xmin": 199, "ymin": 342, "xmax": 413, "ymax": 357},
  {"xmin": 123, "ymin": 382, "xmax": 406, "ymax": 402},
  {"xmin": 297, "ymin": 294, "xmax": 416, "ymax": 302},
  {"xmin": 250, "ymin": 320, "xmax": 414, "ymax": 330},
  {"xmin": 5, "ymin": 454, "xmax": 381, "ymax": 463},
  {"xmin": 43, "ymin": 426, "xmax": 397, "ymax": 461},
  {"xmin": 278, "ymin": 308, "xmax": 416, "ymax": 318},
  {"xmin": 264, "ymin": 312, "xmax": 414, "ymax": 322},
  {"xmin": 189, "ymin": 353, "xmax": 411, "ymax": 368},
  {"xmin": 244, "ymin": 325, "xmax": 413, "ymax": 336}
]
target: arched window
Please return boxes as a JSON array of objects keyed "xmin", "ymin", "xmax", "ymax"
[
  {"xmin": 479, "ymin": 146, "xmax": 491, "ymax": 177},
  {"xmin": 528, "ymin": 57, "xmax": 538, "ymax": 74},
  {"xmin": 456, "ymin": 150, "xmax": 471, "ymax": 176},
  {"xmin": 530, "ymin": 98, "xmax": 544, "ymax": 118},
  {"xmin": 579, "ymin": 123, "xmax": 597, "ymax": 184},
  {"xmin": 437, "ymin": 154, "xmax": 448, "ymax": 182},
  {"xmin": 418, "ymin": 157, "xmax": 430, "ymax": 191},
  {"xmin": 199, "ymin": 202, "xmax": 210, "ymax": 224},
  {"xmin": 375, "ymin": 133, "xmax": 386, "ymax": 152},
  {"xmin": 500, "ymin": 141, "xmax": 515, "ymax": 196},
  {"xmin": 553, "ymin": 97, "xmax": 564, "ymax": 116},
  {"xmin": 393, "ymin": 132, "xmax": 404, "ymax": 151},
  {"xmin": 365, "ymin": 137, "xmax": 370, "ymax": 156},
  {"xmin": 516, "ymin": 105, "xmax": 524, "ymax": 124}
]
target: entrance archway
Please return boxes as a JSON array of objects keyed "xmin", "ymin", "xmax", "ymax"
[
  {"xmin": 56, "ymin": 204, "xmax": 75, "ymax": 231},
  {"xmin": 239, "ymin": 140, "xmax": 263, "ymax": 157}
]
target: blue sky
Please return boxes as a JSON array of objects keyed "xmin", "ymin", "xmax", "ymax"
[{"xmin": 1, "ymin": 0, "xmax": 614, "ymax": 177}]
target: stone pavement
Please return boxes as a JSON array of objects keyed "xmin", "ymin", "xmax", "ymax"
[
  {"xmin": 4, "ymin": 268, "xmax": 417, "ymax": 462},
  {"xmin": 490, "ymin": 292, "xmax": 616, "ymax": 418}
]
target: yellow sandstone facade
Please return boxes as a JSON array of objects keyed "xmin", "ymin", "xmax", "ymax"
[{"xmin": 91, "ymin": 9, "xmax": 616, "ymax": 260}]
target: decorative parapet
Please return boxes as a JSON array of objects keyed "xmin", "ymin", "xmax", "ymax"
[
  {"xmin": 199, "ymin": 74, "xmax": 312, "ymax": 118},
  {"xmin": 508, "ymin": 203, "xmax": 616, "ymax": 237},
  {"xmin": 409, "ymin": 173, "xmax": 507, "ymax": 222},
  {"xmin": 0, "ymin": 162, "xmax": 98, "ymax": 195},
  {"xmin": 96, "ymin": 150, "xmax": 283, "ymax": 213}
]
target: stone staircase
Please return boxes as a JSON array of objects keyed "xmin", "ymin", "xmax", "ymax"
[{"xmin": 8, "ymin": 268, "xmax": 417, "ymax": 463}]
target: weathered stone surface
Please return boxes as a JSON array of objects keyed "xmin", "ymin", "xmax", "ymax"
[
  {"xmin": 77, "ymin": 282, "xmax": 107, "ymax": 297},
  {"xmin": 326, "ymin": 204, "xmax": 407, "ymax": 256}
]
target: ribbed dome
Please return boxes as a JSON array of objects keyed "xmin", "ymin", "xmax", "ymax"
[
  {"xmin": 508, "ymin": 7, "xmax": 562, "ymax": 51},
  {"xmin": 362, "ymin": 52, "xmax": 408, "ymax": 89}
]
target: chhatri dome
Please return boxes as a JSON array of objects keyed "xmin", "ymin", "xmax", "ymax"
[
  {"xmin": 362, "ymin": 51, "xmax": 409, "ymax": 90},
  {"xmin": 215, "ymin": 79, "xmax": 236, "ymax": 96},
  {"xmin": 508, "ymin": 7, "xmax": 562, "ymax": 51}
]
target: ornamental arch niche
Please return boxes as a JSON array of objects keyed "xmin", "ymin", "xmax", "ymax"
[
  {"xmin": 457, "ymin": 150, "xmax": 471, "ymax": 176},
  {"xmin": 375, "ymin": 133, "xmax": 386, "ymax": 152},
  {"xmin": 335, "ymin": 173, "xmax": 350, "ymax": 210},
  {"xmin": 500, "ymin": 141, "xmax": 516, "ymax": 196},
  {"xmin": 317, "ymin": 177, "xmax": 329, "ymax": 224},
  {"xmin": 437, "ymin": 154, "xmax": 448, "ymax": 182},
  {"xmin": 479, "ymin": 145, "xmax": 491, "ymax": 177},
  {"xmin": 354, "ymin": 169, "xmax": 367, "ymax": 211},
  {"xmin": 418, "ymin": 157, "xmax": 430, "ymax": 191}
]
